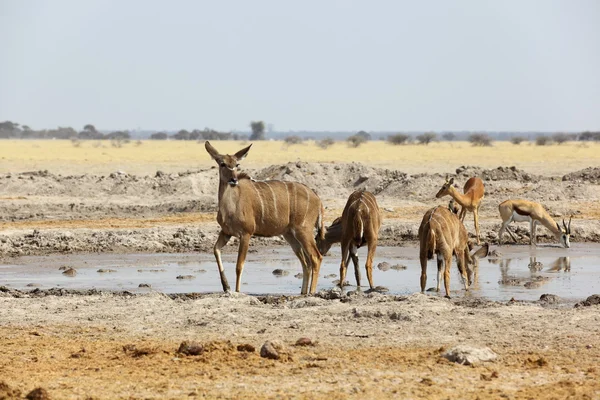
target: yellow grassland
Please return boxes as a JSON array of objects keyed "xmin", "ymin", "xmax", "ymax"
[{"xmin": 0, "ymin": 139, "xmax": 598, "ymax": 176}]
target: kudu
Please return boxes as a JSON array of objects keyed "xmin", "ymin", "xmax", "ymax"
[
  {"xmin": 316, "ymin": 190, "xmax": 381, "ymax": 290},
  {"xmin": 205, "ymin": 141, "xmax": 324, "ymax": 294},
  {"xmin": 436, "ymin": 176, "xmax": 485, "ymax": 244},
  {"xmin": 498, "ymin": 199, "xmax": 571, "ymax": 248},
  {"xmin": 419, "ymin": 206, "xmax": 489, "ymax": 298}
]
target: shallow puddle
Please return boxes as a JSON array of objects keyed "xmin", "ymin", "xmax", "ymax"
[{"xmin": 1, "ymin": 243, "xmax": 599, "ymax": 303}]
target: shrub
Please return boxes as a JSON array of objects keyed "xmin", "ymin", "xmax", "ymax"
[
  {"xmin": 416, "ymin": 132, "xmax": 437, "ymax": 145},
  {"xmin": 442, "ymin": 133, "xmax": 456, "ymax": 141},
  {"xmin": 284, "ymin": 135, "xmax": 303, "ymax": 145},
  {"xmin": 317, "ymin": 138, "xmax": 335, "ymax": 149},
  {"xmin": 510, "ymin": 136, "xmax": 525, "ymax": 145},
  {"xmin": 552, "ymin": 133, "xmax": 572, "ymax": 145},
  {"xmin": 535, "ymin": 135, "xmax": 552, "ymax": 146},
  {"xmin": 347, "ymin": 134, "xmax": 367, "ymax": 148},
  {"xmin": 468, "ymin": 133, "xmax": 493, "ymax": 147},
  {"xmin": 150, "ymin": 132, "xmax": 168, "ymax": 140},
  {"xmin": 387, "ymin": 134, "xmax": 410, "ymax": 145}
]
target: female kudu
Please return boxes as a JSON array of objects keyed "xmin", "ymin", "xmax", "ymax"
[{"xmin": 205, "ymin": 141, "xmax": 324, "ymax": 294}]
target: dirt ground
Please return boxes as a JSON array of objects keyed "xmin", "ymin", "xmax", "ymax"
[{"xmin": 1, "ymin": 154, "xmax": 600, "ymax": 399}]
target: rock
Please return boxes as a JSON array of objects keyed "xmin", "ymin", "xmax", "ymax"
[
  {"xmin": 176, "ymin": 275, "xmax": 195, "ymax": 280},
  {"xmin": 332, "ymin": 279, "xmax": 351, "ymax": 287},
  {"xmin": 26, "ymin": 387, "xmax": 50, "ymax": 400},
  {"xmin": 324, "ymin": 273, "xmax": 337, "ymax": 279},
  {"xmin": 377, "ymin": 262, "xmax": 391, "ymax": 271},
  {"xmin": 575, "ymin": 294, "xmax": 600, "ymax": 308},
  {"xmin": 237, "ymin": 344, "xmax": 256, "ymax": 352},
  {"xmin": 384, "ymin": 207, "xmax": 394, "ymax": 212},
  {"xmin": 390, "ymin": 264, "xmax": 407, "ymax": 271},
  {"xmin": 295, "ymin": 337, "xmax": 314, "ymax": 347},
  {"xmin": 260, "ymin": 341, "xmax": 280, "ymax": 360},
  {"xmin": 62, "ymin": 268, "xmax": 77, "ymax": 277},
  {"xmin": 272, "ymin": 269, "xmax": 289, "ymax": 277},
  {"xmin": 539, "ymin": 294, "xmax": 560, "ymax": 304},
  {"xmin": 97, "ymin": 268, "xmax": 117, "ymax": 273},
  {"xmin": 442, "ymin": 345, "xmax": 497, "ymax": 365},
  {"xmin": 138, "ymin": 283, "xmax": 151, "ymax": 288},
  {"xmin": 177, "ymin": 341, "xmax": 204, "ymax": 356},
  {"xmin": 294, "ymin": 273, "xmax": 303, "ymax": 279},
  {"xmin": 26, "ymin": 283, "xmax": 42, "ymax": 287}
]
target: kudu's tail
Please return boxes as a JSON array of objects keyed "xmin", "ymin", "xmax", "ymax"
[
  {"xmin": 353, "ymin": 214, "xmax": 364, "ymax": 245},
  {"xmin": 425, "ymin": 228, "xmax": 436, "ymax": 260},
  {"xmin": 316, "ymin": 201, "xmax": 325, "ymax": 240}
]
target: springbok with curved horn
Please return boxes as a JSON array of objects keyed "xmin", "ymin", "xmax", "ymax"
[
  {"xmin": 435, "ymin": 176, "xmax": 485, "ymax": 244},
  {"xmin": 419, "ymin": 206, "xmax": 489, "ymax": 298},
  {"xmin": 498, "ymin": 199, "xmax": 571, "ymax": 248},
  {"xmin": 205, "ymin": 141, "xmax": 324, "ymax": 294},
  {"xmin": 315, "ymin": 190, "xmax": 381, "ymax": 290}
]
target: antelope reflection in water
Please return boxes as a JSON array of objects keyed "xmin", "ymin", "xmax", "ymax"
[{"xmin": 494, "ymin": 257, "xmax": 570, "ymax": 288}]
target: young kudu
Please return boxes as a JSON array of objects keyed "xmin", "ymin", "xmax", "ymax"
[
  {"xmin": 205, "ymin": 142, "xmax": 324, "ymax": 294},
  {"xmin": 436, "ymin": 176, "xmax": 485, "ymax": 245},
  {"xmin": 419, "ymin": 206, "xmax": 489, "ymax": 298},
  {"xmin": 498, "ymin": 199, "xmax": 571, "ymax": 248},
  {"xmin": 316, "ymin": 190, "xmax": 381, "ymax": 290}
]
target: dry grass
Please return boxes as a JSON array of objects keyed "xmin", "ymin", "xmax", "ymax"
[{"xmin": 1, "ymin": 140, "xmax": 598, "ymax": 176}]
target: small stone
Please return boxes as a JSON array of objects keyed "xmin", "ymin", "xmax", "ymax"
[
  {"xmin": 97, "ymin": 268, "xmax": 117, "ymax": 273},
  {"xmin": 390, "ymin": 264, "xmax": 407, "ymax": 271},
  {"xmin": 177, "ymin": 341, "xmax": 204, "ymax": 356},
  {"xmin": 294, "ymin": 273, "xmax": 303, "ymax": 279},
  {"xmin": 442, "ymin": 345, "xmax": 497, "ymax": 365},
  {"xmin": 377, "ymin": 262, "xmax": 391, "ymax": 271},
  {"xmin": 539, "ymin": 294, "xmax": 560, "ymax": 304},
  {"xmin": 176, "ymin": 275, "xmax": 195, "ymax": 280},
  {"xmin": 294, "ymin": 337, "xmax": 314, "ymax": 347},
  {"xmin": 324, "ymin": 274, "xmax": 337, "ymax": 279},
  {"xmin": 138, "ymin": 283, "xmax": 151, "ymax": 288},
  {"xmin": 272, "ymin": 269, "xmax": 289, "ymax": 277},
  {"xmin": 237, "ymin": 344, "xmax": 255, "ymax": 352},
  {"xmin": 260, "ymin": 341, "xmax": 280, "ymax": 360},
  {"xmin": 26, "ymin": 283, "xmax": 42, "ymax": 287},
  {"xmin": 62, "ymin": 268, "xmax": 77, "ymax": 277},
  {"xmin": 26, "ymin": 387, "xmax": 50, "ymax": 400}
]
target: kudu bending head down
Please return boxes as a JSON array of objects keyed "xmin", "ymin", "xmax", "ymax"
[
  {"xmin": 419, "ymin": 206, "xmax": 489, "ymax": 298},
  {"xmin": 205, "ymin": 141, "xmax": 324, "ymax": 295}
]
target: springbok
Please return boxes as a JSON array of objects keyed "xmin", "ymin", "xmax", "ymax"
[
  {"xmin": 419, "ymin": 206, "xmax": 489, "ymax": 298},
  {"xmin": 435, "ymin": 176, "xmax": 485, "ymax": 244},
  {"xmin": 205, "ymin": 141, "xmax": 324, "ymax": 294},
  {"xmin": 498, "ymin": 199, "xmax": 571, "ymax": 248},
  {"xmin": 315, "ymin": 190, "xmax": 381, "ymax": 290}
]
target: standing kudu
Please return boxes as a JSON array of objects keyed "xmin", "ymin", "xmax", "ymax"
[
  {"xmin": 205, "ymin": 141, "xmax": 324, "ymax": 294},
  {"xmin": 436, "ymin": 176, "xmax": 485, "ymax": 245},
  {"xmin": 419, "ymin": 206, "xmax": 489, "ymax": 298},
  {"xmin": 316, "ymin": 190, "xmax": 381, "ymax": 290}
]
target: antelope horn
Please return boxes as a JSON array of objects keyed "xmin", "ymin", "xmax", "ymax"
[
  {"xmin": 568, "ymin": 215, "xmax": 572, "ymax": 234},
  {"xmin": 562, "ymin": 218, "xmax": 568, "ymax": 233}
]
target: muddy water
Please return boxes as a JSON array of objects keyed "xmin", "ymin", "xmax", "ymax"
[{"xmin": 1, "ymin": 243, "xmax": 599, "ymax": 303}]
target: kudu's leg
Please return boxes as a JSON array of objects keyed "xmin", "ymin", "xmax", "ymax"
[
  {"xmin": 214, "ymin": 231, "xmax": 232, "ymax": 292},
  {"xmin": 443, "ymin": 252, "xmax": 453, "ymax": 298},
  {"xmin": 364, "ymin": 240, "xmax": 377, "ymax": 290},
  {"xmin": 436, "ymin": 256, "xmax": 444, "ymax": 292},
  {"xmin": 339, "ymin": 241, "xmax": 350, "ymax": 290},
  {"xmin": 234, "ymin": 233, "xmax": 251, "ymax": 292},
  {"xmin": 349, "ymin": 243, "xmax": 361, "ymax": 289},
  {"xmin": 295, "ymin": 230, "xmax": 323, "ymax": 294},
  {"xmin": 283, "ymin": 233, "xmax": 310, "ymax": 295},
  {"xmin": 419, "ymin": 251, "xmax": 428, "ymax": 293},
  {"xmin": 456, "ymin": 250, "xmax": 470, "ymax": 291}
]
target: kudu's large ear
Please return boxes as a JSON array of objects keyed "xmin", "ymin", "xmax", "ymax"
[
  {"xmin": 234, "ymin": 144, "xmax": 252, "ymax": 161},
  {"xmin": 205, "ymin": 141, "xmax": 221, "ymax": 161},
  {"xmin": 471, "ymin": 243, "xmax": 489, "ymax": 259}
]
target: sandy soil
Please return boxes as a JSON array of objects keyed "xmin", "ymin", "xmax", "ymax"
[{"xmin": 1, "ymin": 161, "xmax": 600, "ymax": 399}]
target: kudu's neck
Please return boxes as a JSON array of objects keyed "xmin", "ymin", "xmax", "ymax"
[{"xmin": 324, "ymin": 221, "xmax": 343, "ymax": 244}]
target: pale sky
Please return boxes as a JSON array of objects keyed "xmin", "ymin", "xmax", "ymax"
[{"xmin": 0, "ymin": 0, "xmax": 598, "ymax": 132}]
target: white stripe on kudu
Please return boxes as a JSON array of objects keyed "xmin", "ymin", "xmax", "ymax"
[
  {"xmin": 251, "ymin": 183, "xmax": 265, "ymax": 225},
  {"xmin": 264, "ymin": 181, "xmax": 278, "ymax": 219}
]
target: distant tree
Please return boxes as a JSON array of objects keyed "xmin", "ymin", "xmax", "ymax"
[
  {"xmin": 355, "ymin": 130, "xmax": 372, "ymax": 141},
  {"xmin": 552, "ymin": 133, "xmax": 572, "ymax": 145},
  {"xmin": 317, "ymin": 137, "xmax": 335, "ymax": 149},
  {"xmin": 106, "ymin": 130, "xmax": 130, "ymax": 140},
  {"xmin": 468, "ymin": 133, "xmax": 493, "ymax": 147},
  {"xmin": 442, "ymin": 132, "xmax": 456, "ymax": 141},
  {"xmin": 416, "ymin": 132, "xmax": 437, "ymax": 145},
  {"xmin": 347, "ymin": 134, "xmax": 367, "ymax": 148},
  {"xmin": 0, "ymin": 121, "xmax": 21, "ymax": 138},
  {"xmin": 510, "ymin": 136, "xmax": 525, "ymax": 145},
  {"xmin": 173, "ymin": 129, "xmax": 190, "ymax": 140},
  {"xmin": 83, "ymin": 124, "xmax": 97, "ymax": 133},
  {"xmin": 250, "ymin": 121, "xmax": 266, "ymax": 140},
  {"xmin": 284, "ymin": 135, "xmax": 303, "ymax": 145},
  {"xmin": 79, "ymin": 124, "xmax": 104, "ymax": 139},
  {"xmin": 48, "ymin": 126, "xmax": 78, "ymax": 139},
  {"xmin": 150, "ymin": 132, "xmax": 168, "ymax": 140},
  {"xmin": 387, "ymin": 133, "xmax": 410, "ymax": 145},
  {"xmin": 535, "ymin": 135, "xmax": 552, "ymax": 146},
  {"xmin": 578, "ymin": 131, "xmax": 600, "ymax": 141}
]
